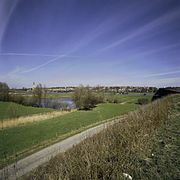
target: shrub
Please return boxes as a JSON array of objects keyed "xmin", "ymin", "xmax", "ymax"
[
  {"xmin": 7, "ymin": 103, "xmax": 19, "ymax": 119},
  {"xmin": 33, "ymin": 83, "xmax": 47, "ymax": 107},
  {"xmin": 73, "ymin": 85, "xmax": 99, "ymax": 110},
  {"xmin": 10, "ymin": 94, "xmax": 25, "ymax": 104},
  {"xmin": 0, "ymin": 82, "xmax": 9, "ymax": 101},
  {"xmin": 137, "ymin": 98, "xmax": 149, "ymax": 105},
  {"xmin": 106, "ymin": 95, "xmax": 120, "ymax": 103},
  {"xmin": 95, "ymin": 93, "xmax": 105, "ymax": 104},
  {"xmin": 22, "ymin": 97, "xmax": 36, "ymax": 106}
]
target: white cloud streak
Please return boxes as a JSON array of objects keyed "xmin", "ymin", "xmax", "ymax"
[
  {"xmin": 0, "ymin": 52, "xmax": 83, "ymax": 74},
  {"xmin": 145, "ymin": 70, "xmax": 180, "ymax": 78},
  {"xmin": 134, "ymin": 42, "xmax": 180, "ymax": 57},
  {"xmin": 20, "ymin": 54, "xmax": 66, "ymax": 73},
  {"xmin": 0, "ymin": 52, "xmax": 58, "ymax": 57},
  {"xmin": 0, "ymin": 0, "xmax": 19, "ymax": 50},
  {"xmin": 101, "ymin": 9, "xmax": 180, "ymax": 51}
]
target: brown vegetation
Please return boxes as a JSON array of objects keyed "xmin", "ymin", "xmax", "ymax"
[
  {"xmin": 0, "ymin": 110, "xmax": 75, "ymax": 129},
  {"xmin": 25, "ymin": 96, "xmax": 174, "ymax": 180}
]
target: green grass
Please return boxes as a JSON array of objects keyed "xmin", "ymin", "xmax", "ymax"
[
  {"xmin": 106, "ymin": 94, "xmax": 153, "ymax": 103},
  {"xmin": 46, "ymin": 93, "xmax": 73, "ymax": 98},
  {"xmin": 0, "ymin": 103, "xmax": 138, "ymax": 168},
  {"xmin": 0, "ymin": 102, "xmax": 54, "ymax": 120}
]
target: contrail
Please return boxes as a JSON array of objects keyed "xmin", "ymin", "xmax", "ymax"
[
  {"xmin": 21, "ymin": 54, "xmax": 66, "ymax": 73},
  {"xmin": 0, "ymin": 52, "xmax": 83, "ymax": 58},
  {"xmin": 100, "ymin": 8, "xmax": 180, "ymax": 51},
  {"xmin": 0, "ymin": 52, "xmax": 83, "ymax": 74},
  {"xmin": 0, "ymin": 52, "xmax": 60, "ymax": 57},
  {"xmin": 0, "ymin": 0, "xmax": 19, "ymax": 50},
  {"xmin": 135, "ymin": 42, "xmax": 180, "ymax": 57},
  {"xmin": 145, "ymin": 70, "xmax": 180, "ymax": 77}
]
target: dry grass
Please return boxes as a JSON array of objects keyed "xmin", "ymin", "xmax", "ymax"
[
  {"xmin": 25, "ymin": 96, "xmax": 176, "ymax": 180},
  {"xmin": 0, "ymin": 110, "xmax": 76, "ymax": 129}
]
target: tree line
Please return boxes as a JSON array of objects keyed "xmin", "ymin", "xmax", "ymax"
[{"xmin": 0, "ymin": 82, "xmax": 46, "ymax": 107}]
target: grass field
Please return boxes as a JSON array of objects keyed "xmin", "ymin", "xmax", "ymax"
[
  {"xmin": 0, "ymin": 102, "xmax": 54, "ymax": 120},
  {"xmin": 25, "ymin": 95, "xmax": 179, "ymax": 180},
  {"xmin": 105, "ymin": 93, "xmax": 153, "ymax": 103},
  {"xmin": 0, "ymin": 111, "xmax": 75, "ymax": 129},
  {"xmin": 10, "ymin": 91, "xmax": 73, "ymax": 99},
  {"xmin": 46, "ymin": 93, "xmax": 73, "ymax": 98},
  {"xmin": 0, "ymin": 102, "xmax": 138, "ymax": 168}
]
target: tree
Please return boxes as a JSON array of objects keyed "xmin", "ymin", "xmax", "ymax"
[
  {"xmin": 33, "ymin": 83, "xmax": 46, "ymax": 107},
  {"xmin": 0, "ymin": 82, "xmax": 9, "ymax": 101},
  {"xmin": 73, "ymin": 85, "xmax": 98, "ymax": 110}
]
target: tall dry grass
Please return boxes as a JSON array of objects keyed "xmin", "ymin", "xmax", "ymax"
[
  {"xmin": 25, "ymin": 96, "xmax": 174, "ymax": 180},
  {"xmin": 0, "ymin": 110, "xmax": 75, "ymax": 129}
]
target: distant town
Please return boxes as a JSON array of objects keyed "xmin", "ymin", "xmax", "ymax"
[{"xmin": 13, "ymin": 85, "xmax": 158, "ymax": 94}]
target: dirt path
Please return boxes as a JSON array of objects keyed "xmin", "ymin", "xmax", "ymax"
[
  {"xmin": 0, "ymin": 116, "xmax": 125, "ymax": 180},
  {"xmin": 0, "ymin": 110, "xmax": 76, "ymax": 129}
]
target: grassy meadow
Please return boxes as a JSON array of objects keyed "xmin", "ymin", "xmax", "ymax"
[
  {"xmin": 105, "ymin": 93, "xmax": 153, "ymax": 103},
  {"xmin": 0, "ymin": 99, "xmax": 139, "ymax": 168},
  {"xmin": 46, "ymin": 92, "xmax": 73, "ymax": 98},
  {"xmin": 24, "ymin": 95, "xmax": 179, "ymax": 180},
  {"xmin": 0, "ymin": 102, "xmax": 54, "ymax": 120},
  {"xmin": 10, "ymin": 91, "xmax": 73, "ymax": 99}
]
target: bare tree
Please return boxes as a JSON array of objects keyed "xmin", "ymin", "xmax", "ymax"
[{"xmin": 33, "ymin": 83, "xmax": 46, "ymax": 107}]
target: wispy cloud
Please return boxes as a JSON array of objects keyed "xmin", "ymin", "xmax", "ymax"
[
  {"xmin": 0, "ymin": 52, "xmax": 83, "ymax": 74},
  {"xmin": 0, "ymin": 0, "xmax": 19, "ymax": 50},
  {"xmin": 21, "ymin": 54, "xmax": 66, "ymax": 73},
  {"xmin": 134, "ymin": 42, "xmax": 180, "ymax": 57},
  {"xmin": 100, "ymin": 8, "xmax": 180, "ymax": 51},
  {"xmin": 0, "ymin": 52, "xmax": 58, "ymax": 57},
  {"xmin": 144, "ymin": 70, "xmax": 180, "ymax": 78}
]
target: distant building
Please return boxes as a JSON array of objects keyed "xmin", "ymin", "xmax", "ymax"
[
  {"xmin": 32, "ymin": 82, "xmax": 36, "ymax": 90},
  {"xmin": 152, "ymin": 87, "xmax": 180, "ymax": 101}
]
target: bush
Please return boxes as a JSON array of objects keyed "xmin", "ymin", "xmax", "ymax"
[
  {"xmin": 7, "ymin": 103, "xmax": 19, "ymax": 119},
  {"xmin": 106, "ymin": 95, "xmax": 120, "ymax": 103},
  {"xmin": 137, "ymin": 98, "xmax": 149, "ymax": 105},
  {"xmin": 10, "ymin": 94, "xmax": 25, "ymax": 104},
  {"xmin": 0, "ymin": 82, "xmax": 9, "ymax": 101},
  {"xmin": 95, "ymin": 93, "xmax": 105, "ymax": 104},
  {"xmin": 9, "ymin": 94, "xmax": 37, "ymax": 107},
  {"xmin": 23, "ymin": 97, "xmax": 36, "ymax": 106},
  {"xmin": 73, "ymin": 86, "xmax": 99, "ymax": 110}
]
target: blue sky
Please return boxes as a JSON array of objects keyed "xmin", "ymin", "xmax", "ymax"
[{"xmin": 0, "ymin": 0, "xmax": 180, "ymax": 88}]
